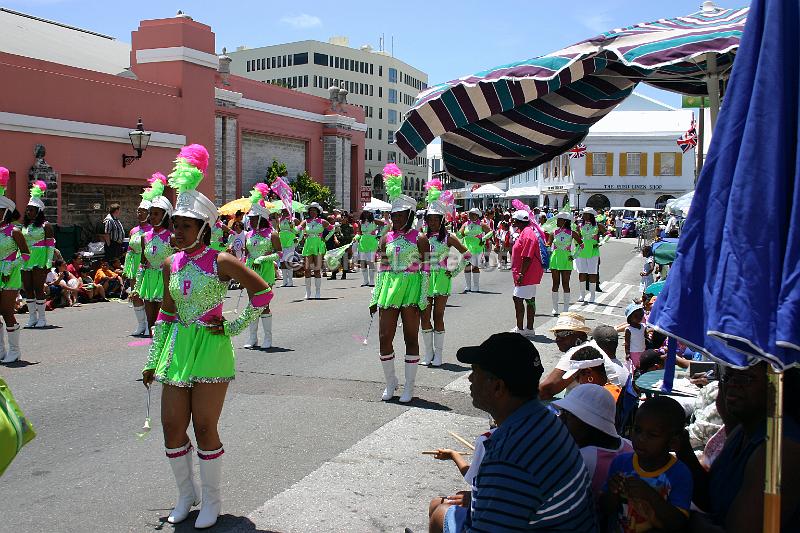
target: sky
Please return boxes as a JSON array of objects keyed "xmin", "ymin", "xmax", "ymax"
[{"xmin": 4, "ymin": 0, "xmax": 744, "ymax": 107}]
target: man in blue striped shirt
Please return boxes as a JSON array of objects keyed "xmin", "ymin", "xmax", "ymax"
[{"xmin": 455, "ymin": 332, "xmax": 597, "ymax": 532}]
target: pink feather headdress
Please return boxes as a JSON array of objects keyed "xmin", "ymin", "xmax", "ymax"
[{"xmin": 176, "ymin": 144, "xmax": 210, "ymax": 175}]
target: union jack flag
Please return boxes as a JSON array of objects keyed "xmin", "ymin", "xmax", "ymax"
[
  {"xmin": 567, "ymin": 143, "xmax": 587, "ymax": 159},
  {"xmin": 676, "ymin": 113, "xmax": 698, "ymax": 153}
]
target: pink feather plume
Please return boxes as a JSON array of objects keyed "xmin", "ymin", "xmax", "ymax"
[
  {"xmin": 424, "ymin": 178, "xmax": 443, "ymax": 191},
  {"xmin": 33, "ymin": 180, "xmax": 47, "ymax": 191},
  {"xmin": 0, "ymin": 167, "xmax": 9, "ymax": 187},
  {"xmin": 254, "ymin": 182, "xmax": 271, "ymax": 197},
  {"xmin": 177, "ymin": 144, "xmax": 210, "ymax": 174},
  {"xmin": 148, "ymin": 172, "xmax": 167, "ymax": 185},
  {"xmin": 382, "ymin": 163, "xmax": 402, "ymax": 177}
]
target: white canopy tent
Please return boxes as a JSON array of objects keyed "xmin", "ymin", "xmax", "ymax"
[
  {"xmin": 471, "ymin": 183, "xmax": 504, "ymax": 196},
  {"xmin": 362, "ymin": 197, "xmax": 391, "ymax": 211}
]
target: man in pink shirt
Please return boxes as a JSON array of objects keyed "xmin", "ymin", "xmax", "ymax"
[{"xmin": 510, "ymin": 210, "xmax": 544, "ymax": 337}]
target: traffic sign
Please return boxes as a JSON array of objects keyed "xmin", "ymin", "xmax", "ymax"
[{"xmin": 360, "ymin": 186, "xmax": 371, "ymax": 205}]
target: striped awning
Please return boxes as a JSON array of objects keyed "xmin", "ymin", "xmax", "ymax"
[{"xmin": 396, "ymin": 6, "xmax": 747, "ymax": 184}]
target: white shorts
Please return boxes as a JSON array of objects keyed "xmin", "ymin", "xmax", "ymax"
[
  {"xmin": 468, "ymin": 254, "xmax": 481, "ymax": 267},
  {"xmin": 280, "ymin": 246, "xmax": 296, "ymax": 262},
  {"xmin": 357, "ymin": 251, "xmax": 376, "ymax": 262},
  {"xmin": 574, "ymin": 256, "xmax": 599, "ymax": 274},
  {"xmin": 513, "ymin": 284, "xmax": 537, "ymax": 300}
]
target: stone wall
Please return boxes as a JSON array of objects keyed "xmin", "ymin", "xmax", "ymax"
[
  {"xmin": 214, "ymin": 115, "xmax": 239, "ymax": 206},
  {"xmin": 61, "ymin": 182, "xmax": 142, "ymax": 237},
  {"xmin": 241, "ymin": 132, "xmax": 306, "ymax": 193},
  {"xmin": 322, "ymin": 134, "xmax": 352, "ymax": 209}
]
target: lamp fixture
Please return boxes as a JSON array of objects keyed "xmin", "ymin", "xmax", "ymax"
[{"xmin": 122, "ymin": 118, "xmax": 152, "ymax": 168}]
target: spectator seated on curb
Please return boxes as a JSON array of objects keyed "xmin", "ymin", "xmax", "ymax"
[
  {"xmin": 93, "ymin": 259, "xmax": 122, "ymax": 298},
  {"xmin": 45, "ymin": 260, "xmax": 81, "ymax": 307},
  {"xmin": 552, "ymin": 384, "xmax": 633, "ymax": 504}
]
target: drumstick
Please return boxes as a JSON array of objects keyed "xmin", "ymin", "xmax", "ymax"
[
  {"xmin": 422, "ymin": 451, "xmax": 472, "ymax": 455},
  {"xmin": 448, "ymin": 431, "xmax": 476, "ymax": 451}
]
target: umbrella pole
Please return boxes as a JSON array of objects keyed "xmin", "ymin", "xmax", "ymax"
[
  {"xmin": 705, "ymin": 53, "xmax": 721, "ymax": 130},
  {"xmin": 763, "ymin": 367, "xmax": 783, "ymax": 532}
]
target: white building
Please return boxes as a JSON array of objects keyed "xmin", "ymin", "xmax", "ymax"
[
  {"xmin": 505, "ymin": 93, "xmax": 696, "ymax": 210},
  {"xmin": 228, "ymin": 37, "xmax": 429, "ymax": 200}
]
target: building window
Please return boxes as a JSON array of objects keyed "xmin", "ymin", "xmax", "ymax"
[
  {"xmin": 432, "ymin": 158, "xmax": 441, "ymax": 173},
  {"xmin": 619, "ymin": 152, "xmax": 647, "ymax": 176},
  {"xmin": 367, "ymin": 128, "xmax": 372, "ymax": 139},
  {"xmin": 587, "ymin": 152, "xmax": 612, "ymax": 176},
  {"xmin": 388, "ymin": 109, "xmax": 397, "ymax": 125},
  {"xmin": 388, "ymin": 151, "xmax": 397, "ymax": 162},
  {"xmin": 379, "ymin": 65, "xmax": 383, "ymax": 77},
  {"xmin": 370, "ymin": 85, "xmax": 374, "ymax": 96},
  {"xmin": 314, "ymin": 53, "xmax": 327, "ymax": 66},
  {"xmin": 388, "ymin": 130, "xmax": 395, "ymax": 144},
  {"xmin": 246, "ymin": 60, "xmax": 251, "ymax": 72},
  {"xmin": 370, "ymin": 64, "xmax": 374, "ymax": 75},
  {"xmin": 294, "ymin": 52, "xmax": 308, "ymax": 65},
  {"xmin": 379, "ymin": 107, "xmax": 383, "ymax": 119},
  {"xmin": 655, "ymin": 152, "xmax": 681, "ymax": 176},
  {"xmin": 388, "ymin": 89, "xmax": 397, "ymax": 104},
  {"xmin": 378, "ymin": 150, "xmax": 382, "ymax": 161},
  {"xmin": 303, "ymin": 75, "xmax": 308, "ymax": 87},
  {"xmin": 287, "ymin": 55, "xmax": 293, "ymax": 66},
  {"xmin": 388, "ymin": 67, "xmax": 398, "ymax": 83},
  {"xmin": 378, "ymin": 129, "xmax": 382, "ymax": 141}
]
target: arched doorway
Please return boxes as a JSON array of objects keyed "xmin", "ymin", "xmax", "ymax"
[
  {"xmin": 624, "ymin": 197, "xmax": 641, "ymax": 207},
  {"xmin": 655, "ymin": 194, "xmax": 675, "ymax": 210},
  {"xmin": 586, "ymin": 194, "xmax": 611, "ymax": 210},
  {"xmin": 553, "ymin": 199, "xmax": 559, "ymax": 210},
  {"xmin": 563, "ymin": 194, "xmax": 570, "ymax": 208},
  {"xmin": 543, "ymin": 196, "xmax": 550, "ymax": 208}
]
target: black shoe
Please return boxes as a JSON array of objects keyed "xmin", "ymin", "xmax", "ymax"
[
  {"xmin": 329, "ymin": 274, "xmax": 337, "ymax": 280},
  {"xmin": 596, "ymin": 286, "xmax": 603, "ymax": 292}
]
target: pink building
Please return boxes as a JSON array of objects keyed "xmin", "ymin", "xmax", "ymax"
[{"xmin": 0, "ymin": 9, "xmax": 365, "ymax": 239}]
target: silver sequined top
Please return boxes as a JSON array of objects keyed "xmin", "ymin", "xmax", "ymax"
[{"xmin": 169, "ymin": 248, "xmax": 229, "ymax": 326}]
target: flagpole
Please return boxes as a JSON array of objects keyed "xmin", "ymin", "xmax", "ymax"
[{"xmin": 697, "ymin": 106, "xmax": 705, "ymax": 182}]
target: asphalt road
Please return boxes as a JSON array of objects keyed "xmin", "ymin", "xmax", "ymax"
[{"xmin": 0, "ymin": 238, "xmax": 643, "ymax": 532}]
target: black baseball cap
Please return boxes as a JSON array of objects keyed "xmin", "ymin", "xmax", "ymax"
[{"xmin": 457, "ymin": 333, "xmax": 544, "ymax": 389}]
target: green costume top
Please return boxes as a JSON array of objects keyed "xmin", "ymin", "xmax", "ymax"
[
  {"xmin": 210, "ymin": 221, "xmax": 226, "ymax": 252},
  {"xmin": 278, "ymin": 217, "xmax": 298, "ymax": 248},
  {"xmin": 358, "ymin": 221, "xmax": 380, "ymax": 253},
  {"xmin": 462, "ymin": 222, "xmax": 485, "ymax": 255},
  {"xmin": 576, "ymin": 224, "xmax": 600, "ymax": 258},
  {"xmin": 370, "ymin": 229, "xmax": 428, "ymax": 309},
  {"xmin": 550, "ymin": 228, "xmax": 576, "ymax": 271},
  {"xmin": 0, "ymin": 224, "xmax": 24, "ymax": 278},
  {"xmin": 143, "ymin": 228, "xmax": 173, "ymax": 271},
  {"xmin": 246, "ymin": 228, "xmax": 278, "ymax": 267},
  {"xmin": 301, "ymin": 218, "xmax": 327, "ymax": 256},
  {"xmin": 123, "ymin": 223, "xmax": 151, "ymax": 278}
]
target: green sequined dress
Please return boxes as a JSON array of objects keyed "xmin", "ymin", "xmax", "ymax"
[{"xmin": 370, "ymin": 230, "xmax": 428, "ymax": 309}]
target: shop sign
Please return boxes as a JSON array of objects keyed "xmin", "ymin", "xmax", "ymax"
[{"xmin": 602, "ymin": 184, "xmax": 663, "ymax": 190}]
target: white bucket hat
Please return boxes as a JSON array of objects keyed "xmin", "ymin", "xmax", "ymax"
[
  {"xmin": 549, "ymin": 312, "xmax": 592, "ymax": 333},
  {"xmin": 307, "ymin": 202, "xmax": 323, "ymax": 215},
  {"xmin": 552, "ymin": 383, "xmax": 619, "ymax": 438},
  {"xmin": 468, "ymin": 207, "xmax": 482, "ymax": 217},
  {"xmin": 511, "ymin": 209, "xmax": 529, "ymax": 222},
  {"xmin": 582, "ymin": 207, "xmax": 597, "ymax": 216},
  {"xmin": 556, "ymin": 212, "xmax": 572, "ymax": 221}
]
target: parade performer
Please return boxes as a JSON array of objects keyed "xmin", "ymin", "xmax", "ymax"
[
  {"xmin": 21, "ymin": 180, "xmax": 54, "ymax": 328},
  {"xmin": 278, "ymin": 208, "xmax": 299, "ymax": 287},
  {"xmin": 369, "ymin": 163, "xmax": 429, "ymax": 402},
  {"xmin": 142, "ymin": 144, "xmax": 272, "ymax": 529},
  {"xmin": 547, "ymin": 212, "xmax": 582, "ymax": 315},
  {"xmin": 458, "ymin": 208, "xmax": 493, "ymax": 293},
  {"xmin": 0, "ymin": 168, "xmax": 30, "ymax": 363},
  {"xmin": 243, "ymin": 184, "xmax": 281, "ymax": 349},
  {"xmin": 209, "ymin": 218, "xmax": 229, "ymax": 253},
  {"xmin": 419, "ymin": 180, "xmax": 469, "ymax": 367},
  {"xmin": 356, "ymin": 210, "xmax": 384, "ymax": 287},
  {"xmin": 575, "ymin": 207, "xmax": 601, "ymax": 303},
  {"xmin": 125, "ymin": 186, "xmax": 153, "ymax": 336},
  {"xmin": 138, "ymin": 173, "xmax": 174, "ymax": 334},
  {"xmin": 298, "ymin": 202, "xmax": 332, "ymax": 300}
]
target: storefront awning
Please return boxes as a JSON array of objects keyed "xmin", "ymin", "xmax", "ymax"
[{"xmin": 504, "ymin": 186, "xmax": 540, "ymax": 198}]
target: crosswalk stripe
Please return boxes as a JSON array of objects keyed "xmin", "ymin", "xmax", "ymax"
[
  {"xmin": 581, "ymin": 282, "xmax": 620, "ymax": 313},
  {"xmin": 604, "ymin": 284, "xmax": 634, "ymax": 314}
]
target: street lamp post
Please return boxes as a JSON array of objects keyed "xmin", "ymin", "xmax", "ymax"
[
  {"xmin": 122, "ymin": 118, "xmax": 153, "ymax": 168},
  {"xmin": 575, "ymin": 184, "xmax": 583, "ymax": 209}
]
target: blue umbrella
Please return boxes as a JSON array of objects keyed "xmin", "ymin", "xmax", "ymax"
[{"xmin": 649, "ymin": 0, "xmax": 799, "ymax": 528}]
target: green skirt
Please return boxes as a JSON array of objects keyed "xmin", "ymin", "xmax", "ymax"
[
  {"xmin": 464, "ymin": 237, "xmax": 483, "ymax": 255},
  {"xmin": 302, "ymin": 236, "xmax": 327, "ymax": 256},
  {"xmin": 22, "ymin": 247, "xmax": 47, "ymax": 270},
  {"xmin": 358, "ymin": 234, "xmax": 379, "ymax": 253},
  {"xmin": 549, "ymin": 249, "xmax": 573, "ymax": 271},
  {"xmin": 249, "ymin": 259, "xmax": 276, "ymax": 286},
  {"xmin": 279, "ymin": 231, "xmax": 297, "ymax": 249},
  {"xmin": 210, "ymin": 241, "xmax": 227, "ymax": 252},
  {"xmin": 428, "ymin": 269, "xmax": 452, "ymax": 298},
  {"xmin": 138, "ymin": 267, "xmax": 164, "ymax": 301},
  {"xmin": 122, "ymin": 251, "xmax": 142, "ymax": 278},
  {"xmin": 374, "ymin": 271, "xmax": 428, "ymax": 310},
  {"xmin": 0, "ymin": 267, "xmax": 22, "ymax": 291},
  {"xmin": 154, "ymin": 323, "xmax": 235, "ymax": 387}
]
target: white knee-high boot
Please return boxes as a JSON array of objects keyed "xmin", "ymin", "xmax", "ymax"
[
  {"xmin": 243, "ymin": 320, "xmax": 259, "ymax": 348},
  {"xmin": 589, "ymin": 285, "xmax": 596, "ymax": 303},
  {"xmin": 551, "ymin": 291, "xmax": 560, "ymax": 316},
  {"xmin": 399, "ymin": 354, "xmax": 419, "ymax": 403},
  {"xmin": 432, "ymin": 331, "xmax": 445, "ymax": 367},
  {"xmin": 195, "ymin": 447, "xmax": 224, "ymax": 529},
  {"xmin": 25, "ymin": 299, "xmax": 37, "ymax": 327},
  {"xmin": 381, "ymin": 353, "xmax": 398, "ymax": 401},
  {"xmin": 0, "ymin": 323, "xmax": 6, "ymax": 361},
  {"xmin": 165, "ymin": 442, "xmax": 200, "ymax": 524},
  {"xmin": 3, "ymin": 325, "xmax": 21, "ymax": 363},
  {"xmin": 563, "ymin": 292, "xmax": 571, "ymax": 312},
  {"xmin": 420, "ymin": 329, "xmax": 434, "ymax": 365},
  {"xmin": 368, "ymin": 263, "xmax": 376, "ymax": 286},
  {"xmin": 473, "ymin": 272, "xmax": 480, "ymax": 293},
  {"xmin": 314, "ymin": 277, "xmax": 322, "ymax": 299},
  {"xmin": 361, "ymin": 267, "xmax": 370, "ymax": 286},
  {"xmin": 35, "ymin": 300, "xmax": 47, "ymax": 328},
  {"xmin": 463, "ymin": 271, "xmax": 472, "ymax": 292},
  {"xmin": 260, "ymin": 314, "xmax": 272, "ymax": 349},
  {"xmin": 578, "ymin": 283, "xmax": 586, "ymax": 302},
  {"xmin": 304, "ymin": 277, "xmax": 312, "ymax": 299},
  {"xmin": 132, "ymin": 305, "xmax": 147, "ymax": 335}
]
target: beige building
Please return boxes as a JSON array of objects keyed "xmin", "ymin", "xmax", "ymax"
[{"xmin": 228, "ymin": 37, "xmax": 429, "ymax": 202}]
